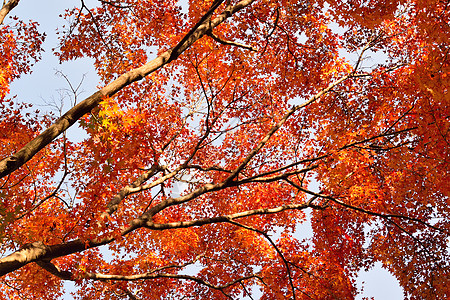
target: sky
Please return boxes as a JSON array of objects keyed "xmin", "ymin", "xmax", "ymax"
[{"xmin": 7, "ymin": 0, "xmax": 404, "ymax": 299}]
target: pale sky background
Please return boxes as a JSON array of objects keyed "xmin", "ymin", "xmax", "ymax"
[{"xmin": 7, "ymin": 1, "xmax": 404, "ymax": 299}]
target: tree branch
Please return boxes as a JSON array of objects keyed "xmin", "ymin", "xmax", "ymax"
[
  {"xmin": 32, "ymin": 252, "xmax": 258, "ymax": 300},
  {"xmin": 100, "ymin": 163, "xmax": 161, "ymax": 219},
  {"xmin": 0, "ymin": 0, "xmax": 19, "ymax": 25},
  {"xmin": 147, "ymin": 201, "xmax": 319, "ymax": 230},
  {"xmin": 35, "ymin": 260, "xmax": 73, "ymax": 280},
  {"xmin": 208, "ymin": 31, "xmax": 257, "ymax": 51},
  {"xmin": 84, "ymin": 272, "xmax": 259, "ymax": 295},
  {"xmin": 285, "ymin": 179, "xmax": 447, "ymax": 234}
]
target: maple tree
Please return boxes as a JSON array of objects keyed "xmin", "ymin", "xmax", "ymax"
[{"xmin": 0, "ymin": 0, "xmax": 449, "ymax": 298}]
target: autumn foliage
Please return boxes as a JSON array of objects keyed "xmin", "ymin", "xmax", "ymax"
[{"xmin": 0, "ymin": 0, "xmax": 449, "ymax": 299}]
